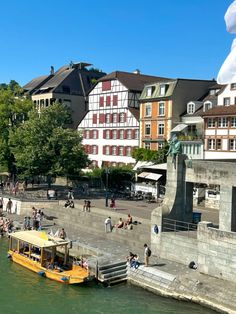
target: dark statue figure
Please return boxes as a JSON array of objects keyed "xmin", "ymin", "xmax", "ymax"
[{"xmin": 166, "ymin": 135, "xmax": 182, "ymax": 168}]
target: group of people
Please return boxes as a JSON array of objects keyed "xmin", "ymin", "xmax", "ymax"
[
  {"xmin": 0, "ymin": 198, "xmax": 13, "ymax": 215},
  {"xmin": 31, "ymin": 207, "xmax": 44, "ymax": 230},
  {"xmin": 104, "ymin": 214, "xmax": 133, "ymax": 233},
  {"xmin": 0, "ymin": 217, "xmax": 14, "ymax": 236},
  {"xmin": 126, "ymin": 243, "xmax": 151, "ymax": 268}
]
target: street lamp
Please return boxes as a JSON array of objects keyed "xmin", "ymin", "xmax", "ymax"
[{"xmin": 105, "ymin": 168, "xmax": 109, "ymax": 207}]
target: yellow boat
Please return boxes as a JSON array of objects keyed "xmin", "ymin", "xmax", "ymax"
[{"xmin": 8, "ymin": 230, "xmax": 91, "ymax": 284}]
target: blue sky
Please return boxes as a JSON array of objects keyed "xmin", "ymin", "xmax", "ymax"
[{"xmin": 0, "ymin": 0, "xmax": 233, "ymax": 85}]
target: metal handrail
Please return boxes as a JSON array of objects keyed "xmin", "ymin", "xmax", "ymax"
[{"xmin": 162, "ymin": 218, "xmax": 198, "ymax": 238}]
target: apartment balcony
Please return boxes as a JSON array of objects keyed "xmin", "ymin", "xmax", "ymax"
[{"xmin": 178, "ymin": 133, "xmax": 203, "ymax": 142}]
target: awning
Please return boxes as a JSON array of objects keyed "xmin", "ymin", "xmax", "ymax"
[
  {"xmin": 171, "ymin": 123, "xmax": 188, "ymax": 133},
  {"xmin": 145, "ymin": 163, "xmax": 167, "ymax": 170},
  {"xmin": 137, "ymin": 172, "xmax": 162, "ymax": 181},
  {"xmin": 133, "ymin": 161, "xmax": 155, "ymax": 171}
]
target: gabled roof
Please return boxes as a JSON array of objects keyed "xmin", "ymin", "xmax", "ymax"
[
  {"xmin": 23, "ymin": 75, "xmax": 53, "ymax": 93},
  {"xmin": 201, "ymin": 105, "xmax": 236, "ymax": 117},
  {"xmin": 98, "ymin": 71, "xmax": 170, "ymax": 92},
  {"xmin": 38, "ymin": 68, "xmax": 73, "ymax": 90}
]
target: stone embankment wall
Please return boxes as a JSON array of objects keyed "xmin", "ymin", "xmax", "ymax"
[
  {"xmin": 198, "ymin": 222, "xmax": 236, "ymax": 283},
  {"xmin": 128, "ymin": 266, "xmax": 236, "ymax": 314},
  {"xmin": 158, "ymin": 233, "xmax": 198, "ymax": 265}
]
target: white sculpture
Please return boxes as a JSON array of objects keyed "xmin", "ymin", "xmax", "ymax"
[{"xmin": 217, "ymin": 1, "xmax": 236, "ymax": 84}]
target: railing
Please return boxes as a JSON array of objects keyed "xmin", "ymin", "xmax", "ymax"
[{"xmin": 162, "ymin": 218, "xmax": 198, "ymax": 238}]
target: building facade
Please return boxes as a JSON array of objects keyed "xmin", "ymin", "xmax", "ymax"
[
  {"xmin": 23, "ymin": 62, "xmax": 106, "ymax": 128},
  {"xmin": 139, "ymin": 79, "xmax": 216, "ymax": 154},
  {"xmin": 78, "ymin": 71, "xmax": 168, "ymax": 167}
]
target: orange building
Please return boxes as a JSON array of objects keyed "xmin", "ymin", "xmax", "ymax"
[{"xmin": 139, "ymin": 79, "xmax": 215, "ymax": 150}]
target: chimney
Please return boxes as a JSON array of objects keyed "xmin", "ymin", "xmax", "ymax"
[
  {"xmin": 50, "ymin": 66, "xmax": 54, "ymax": 75},
  {"xmin": 133, "ymin": 69, "xmax": 140, "ymax": 75}
]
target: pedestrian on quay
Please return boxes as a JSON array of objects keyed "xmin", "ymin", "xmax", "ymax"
[
  {"xmin": 83, "ymin": 200, "xmax": 87, "ymax": 212},
  {"xmin": 6, "ymin": 198, "xmax": 13, "ymax": 214},
  {"xmin": 86, "ymin": 200, "xmax": 91, "ymax": 212},
  {"xmin": 144, "ymin": 243, "xmax": 151, "ymax": 267},
  {"xmin": 104, "ymin": 216, "xmax": 112, "ymax": 233},
  {"xmin": 110, "ymin": 197, "xmax": 116, "ymax": 210}
]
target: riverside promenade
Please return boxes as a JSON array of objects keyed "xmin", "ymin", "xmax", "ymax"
[{"xmin": 2, "ymin": 191, "xmax": 236, "ymax": 314}]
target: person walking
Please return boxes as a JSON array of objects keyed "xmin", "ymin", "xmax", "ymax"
[
  {"xmin": 6, "ymin": 198, "xmax": 13, "ymax": 214},
  {"xmin": 104, "ymin": 216, "xmax": 112, "ymax": 233},
  {"xmin": 59, "ymin": 228, "xmax": 67, "ymax": 240},
  {"xmin": 144, "ymin": 243, "xmax": 151, "ymax": 267}
]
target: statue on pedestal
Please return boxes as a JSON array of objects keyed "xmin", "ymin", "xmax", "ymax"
[{"xmin": 166, "ymin": 135, "xmax": 182, "ymax": 168}]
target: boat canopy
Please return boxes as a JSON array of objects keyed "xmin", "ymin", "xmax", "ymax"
[{"xmin": 9, "ymin": 230, "xmax": 69, "ymax": 248}]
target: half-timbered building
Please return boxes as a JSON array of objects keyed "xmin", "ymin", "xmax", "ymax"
[{"xmin": 78, "ymin": 71, "xmax": 168, "ymax": 167}]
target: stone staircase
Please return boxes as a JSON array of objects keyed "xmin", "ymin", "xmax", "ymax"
[{"xmin": 97, "ymin": 260, "xmax": 128, "ymax": 285}]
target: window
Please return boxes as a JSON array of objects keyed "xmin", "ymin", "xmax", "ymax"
[
  {"xmin": 145, "ymin": 123, "xmax": 151, "ymax": 135},
  {"xmin": 144, "ymin": 142, "xmax": 150, "ymax": 149},
  {"xmin": 99, "ymin": 96, "xmax": 104, "ymax": 107},
  {"xmin": 106, "ymin": 96, "xmax": 111, "ymax": 106},
  {"xmin": 160, "ymin": 84, "xmax": 167, "ymax": 96},
  {"xmin": 231, "ymin": 83, "xmax": 236, "ymax": 90},
  {"xmin": 92, "ymin": 130, "xmax": 97, "ymax": 139},
  {"xmin": 105, "ymin": 130, "xmax": 110, "ymax": 139},
  {"xmin": 231, "ymin": 117, "xmax": 236, "ymax": 127},
  {"xmin": 187, "ymin": 102, "xmax": 195, "ymax": 114},
  {"xmin": 104, "ymin": 146, "xmax": 110, "ymax": 155},
  {"xmin": 229, "ymin": 139, "xmax": 236, "ymax": 150},
  {"xmin": 112, "ymin": 130, "xmax": 117, "ymax": 139},
  {"xmin": 111, "ymin": 146, "xmax": 117, "ymax": 155},
  {"xmin": 102, "ymin": 81, "xmax": 111, "ymax": 91},
  {"xmin": 119, "ymin": 146, "xmax": 124, "ymax": 156},
  {"xmin": 119, "ymin": 112, "xmax": 126, "ymax": 123},
  {"xmin": 207, "ymin": 118, "xmax": 215, "ymax": 128},
  {"xmin": 158, "ymin": 143, "xmax": 164, "ymax": 150},
  {"xmin": 208, "ymin": 139, "xmax": 215, "ymax": 150},
  {"xmin": 223, "ymin": 97, "xmax": 230, "ymax": 106},
  {"xmin": 119, "ymin": 130, "xmax": 124, "ymax": 139},
  {"xmin": 158, "ymin": 102, "xmax": 165, "ymax": 116},
  {"xmin": 113, "ymin": 113, "xmax": 118, "ymax": 123},
  {"xmin": 92, "ymin": 145, "xmax": 98, "ymax": 154},
  {"xmin": 92, "ymin": 114, "xmax": 97, "ymax": 124},
  {"xmin": 204, "ymin": 101, "xmax": 212, "ymax": 112},
  {"xmin": 134, "ymin": 129, "xmax": 139, "ymax": 139},
  {"xmin": 126, "ymin": 146, "xmax": 132, "ymax": 156},
  {"xmin": 216, "ymin": 139, "xmax": 221, "ymax": 150},
  {"xmin": 113, "ymin": 95, "xmax": 118, "ymax": 106},
  {"xmin": 105, "ymin": 114, "xmax": 110, "ymax": 123},
  {"xmin": 85, "ymin": 130, "xmax": 90, "ymax": 139},
  {"xmin": 209, "ymin": 89, "xmax": 216, "ymax": 95},
  {"xmin": 126, "ymin": 129, "xmax": 132, "ymax": 139},
  {"xmin": 158, "ymin": 123, "xmax": 164, "ymax": 136},
  {"xmin": 218, "ymin": 117, "xmax": 227, "ymax": 128},
  {"xmin": 145, "ymin": 103, "xmax": 151, "ymax": 116},
  {"xmin": 146, "ymin": 87, "xmax": 152, "ymax": 97},
  {"xmin": 99, "ymin": 114, "xmax": 105, "ymax": 124}
]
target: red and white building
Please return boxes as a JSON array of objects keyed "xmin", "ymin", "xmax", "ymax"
[
  {"xmin": 202, "ymin": 83, "xmax": 236, "ymax": 159},
  {"xmin": 78, "ymin": 71, "xmax": 168, "ymax": 167}
]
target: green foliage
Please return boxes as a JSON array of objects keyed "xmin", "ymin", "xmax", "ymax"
[
  {"xmin": 132, "ymin": 143, "xmax": 169, "ymax": 164},
  {"xmin": 0, "ymin": 83, "xmax": 33, "ymax": 173},
  {"xmin": 9, "ymin": 103, "xmax": 89, "ymax": 178},
  {"xmin": 101, "ymin": 165, "xmax": 134, "ymax": 189}
]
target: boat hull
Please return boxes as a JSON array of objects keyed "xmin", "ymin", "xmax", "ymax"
[{"xmin": 8, "ymin": 250, "xmax": 91, "ymax": 284}]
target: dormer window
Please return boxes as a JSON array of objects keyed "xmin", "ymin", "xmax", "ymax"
[
  {"xmin": 160, "ymin": 84, "xmax": 168, "ymax": 96},
  {"xmin": 204, "ymin": 101, "xmax": 212, "ymax": 112},
  {"xmin": 209, "ymin": 89, "xmax": 216, "ymax": 95},
  {"xmin": 146, "ymin": 87, "xmax": 153, "ymax": 97},
  {"xmin": 187, "ymin": 102, "xmax": 195, "ymax": 114}
]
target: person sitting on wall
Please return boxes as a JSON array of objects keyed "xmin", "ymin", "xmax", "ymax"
[
  {"xmin": 124, "ymin": 214, "xmax": 133, "ymax": 228},
  {"xmin": 114, "ymin": 218, "xmax": 124, "ymax": 228}
]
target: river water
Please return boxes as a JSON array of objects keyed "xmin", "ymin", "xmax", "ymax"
[{"xmin": 0, "ymin": 239, "xmax": 216, "ymax": 314}]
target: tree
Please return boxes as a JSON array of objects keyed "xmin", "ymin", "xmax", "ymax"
[
  {"xmin": 9, "ymin": 103, "xmax": 89, "ymax": 179},
  {"xmin": 0, "ymin": 85, "xmax": 33, "ymax": 173}
]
